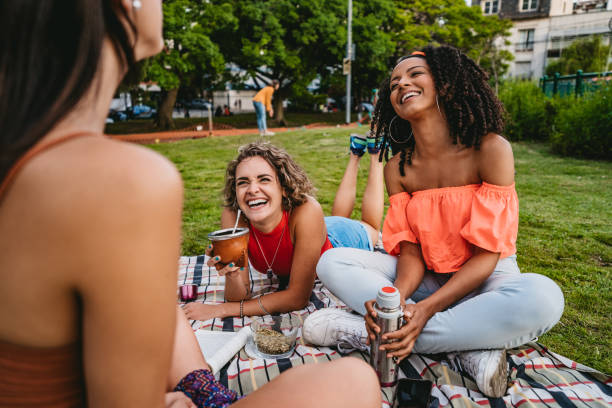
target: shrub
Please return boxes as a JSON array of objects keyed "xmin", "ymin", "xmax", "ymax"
[
  {"xmin": 551, "ymin": 83, "xmax": 612, "ymax": 160},
  {"xmin": 286, "ymin": 88, "xmax": 327, "ymax": 112},
  {"xmin": 498, "ymin": 80, "xmax": 555, "ymax": 141}
]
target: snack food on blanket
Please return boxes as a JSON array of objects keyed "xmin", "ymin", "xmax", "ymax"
[
  {"xmin": 251, "ymin": 316, "xmax": 299, "ymax": 355},
  {"xmin": 254, "ymin": 328, "xmax": 291, "ymax": 354}
]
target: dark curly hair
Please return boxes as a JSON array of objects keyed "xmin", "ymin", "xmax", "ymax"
[
  {"xmin": 223, "ymin": 142, "xmax": 315, "ymax": 214},
  {"xmin": 371, "ymin": 45, "xmax": 505, "ymax": 176}
]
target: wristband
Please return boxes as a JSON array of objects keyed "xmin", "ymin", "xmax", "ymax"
[
  {"xmin": 239, "ymin": 300, "xmax": 244, "ymax": 318},
  {"xmin": 257, "ymin": 296, "xmax": 270, "ymax": 315}
]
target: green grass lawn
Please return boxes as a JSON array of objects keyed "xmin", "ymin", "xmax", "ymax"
[
  {"xmin": 105, "ymin": 111, "xmax": 360, "ymax": 134},
  {"xmin": 147, "ymin": 127, "xmax": 611, "ymax": 374}
]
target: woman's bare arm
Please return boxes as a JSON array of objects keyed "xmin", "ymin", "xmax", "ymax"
[
  {"xmin": 226, "ymin": 199, "xmax": 323, "ymax": 316},
  {"xmin": 72, "ymin": 143, "xmax": 183, "ymax": 407}
]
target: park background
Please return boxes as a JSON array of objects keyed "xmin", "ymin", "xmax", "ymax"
[{"xmin": 106, "ymin": 0, "xmax": 611, "ymax": 374}]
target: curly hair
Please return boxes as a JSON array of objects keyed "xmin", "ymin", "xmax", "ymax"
[
  {"xmin": 371, "ymin": 45, "xmax": 505, "ymax": 176},
  {"xmin": 223, "ymin": 142, "xmax": 315, "ymax": 214}
]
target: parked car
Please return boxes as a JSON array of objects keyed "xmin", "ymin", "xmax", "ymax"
[
  {"xmin": 187, "ymin": 98, "xmax": 212, "ymax": 110},
  {"xmin": 130, "ymin": 104, "xmax": 157, "ymax": 119},
  {"xmin": 108, "ymin": 109, "xmax": 128, "ymax": 122}
]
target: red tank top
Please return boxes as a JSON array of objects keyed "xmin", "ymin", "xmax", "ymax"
[
  {"xmin": 0, "ymin": 131, "xmax": 97, "ymax": 407},
  {"xmin": 248, "ymin": 211, "xmax": 333, "ymax": 277}
]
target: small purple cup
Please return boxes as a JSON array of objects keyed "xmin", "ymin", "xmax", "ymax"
[{"xmin": 179, "ymin": 284, "xmax": 198, "ymax": 302}]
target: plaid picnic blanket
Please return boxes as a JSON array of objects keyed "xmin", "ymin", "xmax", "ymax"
[{"xmin": 178, "ymin": 255, "xmax": 612, "ymax": 408}]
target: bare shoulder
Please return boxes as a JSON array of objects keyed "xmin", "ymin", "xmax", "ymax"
[
  {"xmin": 290, "ymin": 196, "xmax": 326, "ymax": 246},
  {"xmin": 72, "ymin": 137, "xmax": 179, "ymax": 200},
  {"xmin": 292, "ymin": 196, "xmax": 325, "ymax": 220},
  {"xmin": 22, "ymin": 137, "xmax": 183, "ymax": 257},
  {"xmin": 92, "ymin": 137, "xmax": 183, "ymax": 195},
  {"xmin": 477, "ymin": 133, "xmax": 515, "ymax": 186},
  {"xmin": 479, "ymin": 133, "xmax": 513, "ymax": 158},
  {"xmin": 384, "ymin": 154, "xmax": 407, "ymax": 195}
]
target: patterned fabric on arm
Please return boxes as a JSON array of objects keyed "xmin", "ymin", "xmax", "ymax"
[{"xmin": 174, "ymin": 369, "xmax": 239, "ymax": 408}]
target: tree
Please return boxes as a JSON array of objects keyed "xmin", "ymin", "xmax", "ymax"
[
  {"xmin": 545, "ymin": 35, "xmax": 611, "ymax": 76},
  {"xmin": 390, "ymin": 0, "xmax": 513, "ymax": 89},
  {"xmin": 144, "ymin": 0, "xmax": 236, "ymax": 129},
  {"xmin": 212, "ymin": 0, "xmax": 351, "ymax": 125}
]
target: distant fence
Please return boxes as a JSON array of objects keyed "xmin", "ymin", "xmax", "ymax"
[{"xmin": 540, "ymin": 70, "xmax": 611, "ymax": 97}]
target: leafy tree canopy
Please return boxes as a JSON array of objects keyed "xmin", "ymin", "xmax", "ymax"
[
  {"xmin": 131, "ymin": 0, "xmax": 513, "ymax": 128},
  {"xmin": 545, "ymin": 35, "xmax": 611, "ymax": 76},
  {"xmin": 144, "ymin": 0, "xmax": 236, "ymax": 128},
  {"xmin": 391, "ymin": 0, "xmax": 513, "ymax": 83},
  {"xmin": 211, "ymin": 0, "xmax": 351, "ymax": 123}
]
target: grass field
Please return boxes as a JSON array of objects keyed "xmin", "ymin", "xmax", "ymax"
[
  {"xmin": 105, "ymin": 111, "xmax": 360, "ymax": 134},
  {"xmin": 147, "ymin": 127, "xmax": 611, "ymax": 374}
]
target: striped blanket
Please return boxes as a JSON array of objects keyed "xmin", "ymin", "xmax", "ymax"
[{"xmin": 178, "ymin": 255, "xmax": 611, "ymax": 408}]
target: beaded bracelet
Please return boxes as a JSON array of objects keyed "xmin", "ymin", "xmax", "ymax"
[
  {"xmin": 239, "ymin": 300, "xmax": 244, "ymax": 318},
  {"xmin": 257, "ymin": 296, "xmax": 270, "ymax": 315}
]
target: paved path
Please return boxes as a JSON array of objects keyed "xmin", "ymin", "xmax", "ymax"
[{"xmin": 108, "ymin": 122, "xmax": 360, "ymax": 144}]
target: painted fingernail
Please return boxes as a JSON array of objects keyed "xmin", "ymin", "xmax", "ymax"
[
  {"xmin": 208, "ymin": 244, "xmax": 212, "ymax": 249},
  {"xmin": 229, "ymin": 263, "xmax": 234, "ymax": 267},
  {"xmin": 215, "ymin": 256, "xmax": 220, "ymax": 261},
  {"xmin": 240, "ymin": 267, "xmax": 245, "ymax": 271}
]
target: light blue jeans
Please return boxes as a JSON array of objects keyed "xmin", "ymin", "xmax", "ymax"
[
  {"xmin": 325, "ymin": 216, "xmax": 373, "ymax": 251},
  {"xmin": 317, "ymin": 248, "xmax": 565, "ymax": 354},
  {"xmin": 253, "ymin": 101, "xmax": 267, "ymax": 133}
]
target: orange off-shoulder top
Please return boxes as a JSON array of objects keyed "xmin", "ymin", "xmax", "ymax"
[{"xmin": 382, "ymin": 182, "xmax": 518, "ymax": 273}]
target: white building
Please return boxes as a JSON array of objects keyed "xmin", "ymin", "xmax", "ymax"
[
  {"xmin": 212, "ymin": 90, "xmax": 257, "ymax": 113},
  {"xmin": 475, "ymin": 0, "xmax": 612, "ymax": 78}
]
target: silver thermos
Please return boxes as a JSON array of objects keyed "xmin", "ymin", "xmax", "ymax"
[{"xmin": 369, "ymin": 286, "xmax": 403, "ymax": 386}]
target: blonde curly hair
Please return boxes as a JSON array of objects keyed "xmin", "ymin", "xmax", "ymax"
[{"xmin": 223, "ymin": 142, "xmax": 315, "ymax": 213}]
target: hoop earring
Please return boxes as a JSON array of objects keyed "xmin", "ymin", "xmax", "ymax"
[
  {"xmin": 388, "ymin": 116, "xmax": 413, "ymax": 144},
  {"xmin": 132, "ymin": 0, "xmax": 142, "ymax": 10}
]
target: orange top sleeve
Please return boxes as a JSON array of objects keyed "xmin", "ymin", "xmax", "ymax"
[
  {"xmin": 382, "ymin": 192, "xmax": 417, "ymax": 256},
  {"xmin": 460, "ymin": 182, "xmax": 518, "ymax": 258},
  {"xmin": 381, "ymin": 183, "xmax": 518, "ymax": 272}
]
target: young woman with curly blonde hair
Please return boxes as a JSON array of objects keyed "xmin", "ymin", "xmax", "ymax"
[{"xmin": 183, "ymin": 140, "xmax": 384, "ymax": 321}]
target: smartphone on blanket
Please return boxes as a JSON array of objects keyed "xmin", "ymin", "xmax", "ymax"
[{"xmin": 394, "ymin": 378, "xmax": 433, "ymax": 408}]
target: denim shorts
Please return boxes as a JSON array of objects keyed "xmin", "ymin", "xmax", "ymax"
[{"xmin": 325, "ymin": 216, "xmax": 373, "ymax": 251}]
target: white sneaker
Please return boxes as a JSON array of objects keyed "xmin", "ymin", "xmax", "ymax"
[
  {"xmin": 263, "ymin": 131, "xmax": 275, "ymax": 136},
  {"xmin": 302, "ymin": 309, "xmax": 368, "ymax": 353},
  {"xmin": 448, "ymin": 349, "xmax": 508, "ymax": 398}
]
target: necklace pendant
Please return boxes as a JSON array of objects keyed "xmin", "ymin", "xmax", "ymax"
[{"xmin": 267, "ymin": 269, "xmax": 274, "ymax": 279}]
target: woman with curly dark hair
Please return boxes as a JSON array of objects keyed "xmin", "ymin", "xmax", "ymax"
[
  {"xmin": 183, "ymin": 140, "xmax": 384, "ymax": 321},
  {"xmin": 304, "ymin": 45, "xmax": 564, "ymax": 398}
]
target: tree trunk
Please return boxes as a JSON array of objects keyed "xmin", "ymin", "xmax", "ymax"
[
  {"xmin": 273, "ymin": 95, "xmax": 288, "ymax": 127},
  {"xmin": 156, "ymin": 88, "xmax": 178, "ymax": 130}
]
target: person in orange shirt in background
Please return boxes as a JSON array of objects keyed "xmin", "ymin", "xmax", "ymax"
[
  {"xmin": 252, "ymin": 80, "xmax": 279, "ymax": 136},
  {"xmin": 303, "ymin": 46, "xmax": 565, "ymax": 399}
]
